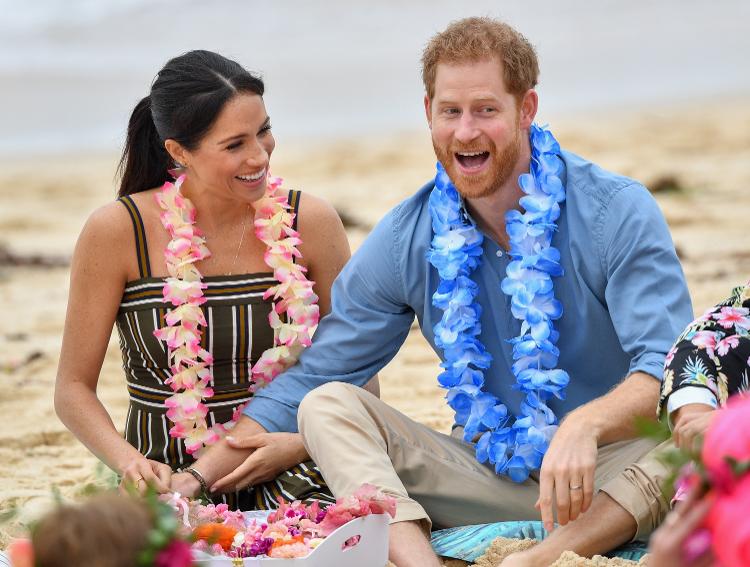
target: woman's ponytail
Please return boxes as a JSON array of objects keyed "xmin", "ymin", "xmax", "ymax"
[{"xmin": 117, "ymin": 95, "xmax": 171, "ymax": 197}]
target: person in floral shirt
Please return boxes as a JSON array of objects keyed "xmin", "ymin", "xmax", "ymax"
[{"xmin": 659, "ymin": 280, "xmax": 750, "ymax": 451}]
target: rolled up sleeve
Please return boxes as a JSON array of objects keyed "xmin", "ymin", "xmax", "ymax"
[
  {"xmin": 601, "ymin": 184, "xmax": 693, "ymax": 381},
  {"xmin": 244, "ymin": 208, "xmax": 415, "ymax": 433}
]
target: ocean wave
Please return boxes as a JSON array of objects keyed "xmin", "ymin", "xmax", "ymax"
[{"xmin": 0, "ymin": 0, "xmax": 175, "ymax": 35}]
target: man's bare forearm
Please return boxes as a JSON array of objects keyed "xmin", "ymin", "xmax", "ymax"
[
  {"xmin": 188, "ymin": 416, "xmax": 267, "ymax": 485},
  {"xmin": 564, "ymin": 371, "xmax": 661, "ymax": 445}
]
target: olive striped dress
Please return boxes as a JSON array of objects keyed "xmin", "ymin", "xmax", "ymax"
[{"xmin": 116, "ymin": 190, "xmax": 333, "ymax": 510}]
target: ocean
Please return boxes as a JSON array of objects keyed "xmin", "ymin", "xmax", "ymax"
[{"xmin": 1, "ymin": 0, "xmax": 748, "ymax": 157}]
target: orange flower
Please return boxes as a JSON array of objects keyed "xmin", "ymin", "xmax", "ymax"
[
  {"xmin": 271, "ymin": 535, "xmax": 304, "ymax": 549},
  {"xmin": 193, "ymin": 522, "xmax": 239, "ymax": 551}
]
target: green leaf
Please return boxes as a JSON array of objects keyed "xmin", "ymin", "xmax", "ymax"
[
  {"xmin": 634, "ymin": 416, "xmax": 671, "ymax": 442},
  {"xmin": 725, "ymin": 457, "xmax": 750, "ymax": 477}
]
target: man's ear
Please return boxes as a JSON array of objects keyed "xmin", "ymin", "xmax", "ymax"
[
  {"xmin": 519, "ymin": 89, "xmax": 538, "ymax": 130},
  {"xmin": 424, "ymin": 95, "xmax": 432, "ymax": 130}
]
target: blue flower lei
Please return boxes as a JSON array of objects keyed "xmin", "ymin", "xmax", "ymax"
[{"xmin": 426, "ymin": 123, "xmax": 570, "ymax": 482}]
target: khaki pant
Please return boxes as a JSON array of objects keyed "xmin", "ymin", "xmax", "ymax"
[{"xmin": 298, "ymin": 382, "xmax": 671, "ymax": 541}]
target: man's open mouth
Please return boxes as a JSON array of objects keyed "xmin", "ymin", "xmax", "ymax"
[{"xmin": 455, "ymin": 151, "xmax": 490, "ymax": 170}]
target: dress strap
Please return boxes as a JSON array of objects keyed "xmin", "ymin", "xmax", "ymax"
[
  {"xmin": 287, "ymin": 189, "xmax": 302, "ymax": 232},
  {"xmin": 117, "ymin": 195, "xmax": 152, "ymax": 278}
]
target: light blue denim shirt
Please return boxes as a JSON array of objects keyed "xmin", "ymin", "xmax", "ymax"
[{"xmin": 245, "ymin": 150, "xmax": 693, "ymax": 433}]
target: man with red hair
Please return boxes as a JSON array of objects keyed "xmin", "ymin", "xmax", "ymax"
[{"xmin": 201, "ymin": 17, "xmax": 692, "ymax": 566}]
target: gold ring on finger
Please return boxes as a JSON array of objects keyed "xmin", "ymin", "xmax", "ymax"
[{"xmin": 570, "ymin": 484, "xmax": 583, "ymax": 491}]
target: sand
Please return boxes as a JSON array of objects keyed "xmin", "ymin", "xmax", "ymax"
[{"xmin": 1, "ymin": 98, "xmax": 749, "ymax": 566}]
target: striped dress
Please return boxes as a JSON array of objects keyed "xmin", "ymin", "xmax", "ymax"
[{"xmin": 116, "ymin": 190, "xmax": 333, "ymax": 510}]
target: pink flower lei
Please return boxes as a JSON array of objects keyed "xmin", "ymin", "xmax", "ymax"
[{"xmin": 153, "ymin": 174, "xmax": 319, "ymax": 455}]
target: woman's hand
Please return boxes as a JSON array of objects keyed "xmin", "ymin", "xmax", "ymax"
[
  {"xmin": 119, "ymin": 457, "xmax": 172, "ymax": 495},
  {"xmin": 211, "ymin": 433, "xmax": 308, "ymax": 493},
  {"xmin": 673, "ymin": 404, "xmax": 715, "ymax": 453}
]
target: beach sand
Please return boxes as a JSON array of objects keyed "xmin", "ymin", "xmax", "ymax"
[{"xmin": 1, "ymin": 98, "xmax": 749, "ymax": 565}]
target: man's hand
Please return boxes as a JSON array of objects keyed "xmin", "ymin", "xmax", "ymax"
[
  {"xmin": 536, "ymin": 416, "xmax": 598, "ymax": 532},
  {"xmin": 210, "ymin": 432, "xmax": 308, "ymax": 493},
  {"xmin": 672, "ymin": 404, "xmax": 715, "ymax": 453}
]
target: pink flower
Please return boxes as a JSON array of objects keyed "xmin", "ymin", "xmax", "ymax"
[
  {"xmin": 717, "ymin": 335, "xmax": 741, "ymax": 356},
  {"xmin": 154, "ymin": 540, "xmax": 194, "ymax": 567},
  {"xmin": 191, "ymin": 539, "xmax": 209, "ymax": 553},
  {"xmin": 268, "ymin": 541, "xmax": 311, "ymax": 558},
  {"xmin": 162, "ymin": 279, "xmax": 207, "ymax": 307},
  {"xmin": 702, "ymin": 395, "xmax": 750, "ymax": 492},
  {"xmin": 318, "ymin": 506, "xmax": 356, "ymax": 536},
  {"xmin": 353, "ymin": 483, "xmax": 398, "ymax": 517},
  {"xmin": 664, "ymin": 345, "xmax": 677, "ymax": 368},
  {"xmin": 672, "ymin": 463, "xmax": 701, "ymax": 505},
  {"xmin": 708, "ymin": 477, "xmax": 750, "ymax": 567},
  {"xmin": 8, "ymin": 538, "xmax": 33, "ymax": 567},
  {"xmin": 317, "ymin": 484, "xmax": 397, "ymax": 536},
  {"xmin": 691, "ymin": 331, "xmax": 720, "ymax": 358},
  {"xmin": 209, "ymin": 543, "xmax": 224, "ymax": 555},
  {"xmin": 165, "ymin": 366, "xmax": 209, "ymax": 390},
  {"xmin": 165, "ymin": 303, "xmax": 206, "ymax": 327},
  {"xmin": 712, "ymin": 306, "xmax": 750, "ymax": 330}
]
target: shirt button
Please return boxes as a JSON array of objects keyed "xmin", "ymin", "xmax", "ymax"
[{"xmin": 496, "ymin": 250, "xmax": 503, "ymax": 257}]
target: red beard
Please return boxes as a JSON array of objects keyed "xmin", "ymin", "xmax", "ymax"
[{"xmin": 432, "ymin": 127, "xmax": 522, "ymax": 199}]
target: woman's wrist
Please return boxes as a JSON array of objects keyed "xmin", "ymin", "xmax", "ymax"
[
  {"xmin": 173, "ymin": 471, "xmax": 203, "ymax": 498},
  {"xmin": 112, "ymin": 447, "xmax": 149, "ymax": 476},
  {"xmin": 182, "ymin": 466, "xmax": 209, "ymax": 496}
]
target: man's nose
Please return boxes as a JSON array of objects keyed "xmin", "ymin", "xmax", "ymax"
[{"xmin": 454, "ymin": 113, "xmax": 480, "ymax": 145}]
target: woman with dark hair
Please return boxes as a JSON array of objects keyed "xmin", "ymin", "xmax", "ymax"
[{"xmin": 55, "ymin": 50, "xmax": 377, "ymax": 510}]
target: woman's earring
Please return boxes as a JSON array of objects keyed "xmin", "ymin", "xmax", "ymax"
[{"xmin": 168, "ymin": 161, "xmax": 187, "ymax": 179}]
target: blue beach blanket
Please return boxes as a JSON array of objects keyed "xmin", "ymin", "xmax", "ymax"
[{"xmin": 431, "ymin": 521, "xmax": 648, "ymax": 563}]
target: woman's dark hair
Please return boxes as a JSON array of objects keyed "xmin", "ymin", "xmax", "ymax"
[{"xmin": 117, "ymin": 50, "xmax": 264, "ymax": 196}]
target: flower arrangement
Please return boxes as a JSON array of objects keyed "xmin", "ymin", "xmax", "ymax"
[
  {"xmin": 651, "ymin": 394, "xmax": 750, "ymax": 567},
  {"xmin": 165, "ymin": 484, "xmax": 396, "ymax": 560}
]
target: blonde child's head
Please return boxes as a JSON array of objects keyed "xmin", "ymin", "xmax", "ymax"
[{"xmin": 9, "ymin": 492, "xmax": 189, "ymax": 567}]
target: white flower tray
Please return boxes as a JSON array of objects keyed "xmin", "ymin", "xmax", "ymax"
[{"xmin": 193, "ymin": 513, "xmax": 389, "ymax": 567}]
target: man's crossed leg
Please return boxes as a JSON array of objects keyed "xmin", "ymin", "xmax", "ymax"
[{"xmin": 299, "ymin": 383, "xmax": 670, "ymax": 567}]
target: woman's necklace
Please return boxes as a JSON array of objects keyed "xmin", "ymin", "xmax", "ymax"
[
  {"xmin": 427, "ymin": 123, "xmax": 570, "ymax": 482},
  {"xmin": 154, "ymin": 174, "xmax": 319, "ymax": 456},
  {"xmin": 227, "ymin": 205, "xmax": 249, "ymax": 276},
  {"xmin": 197, "ymin": 204, "xmax": 250, "ymax": 276}
]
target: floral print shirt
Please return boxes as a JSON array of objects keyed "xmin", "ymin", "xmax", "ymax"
[{"xmin": 659, "ymin": 281, "xmax": 750, "ymax": 418}]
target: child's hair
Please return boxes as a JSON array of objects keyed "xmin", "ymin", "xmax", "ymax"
[{"xmin": 31, "ymin": 493, "xmax": 152, "ymax": 567}]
